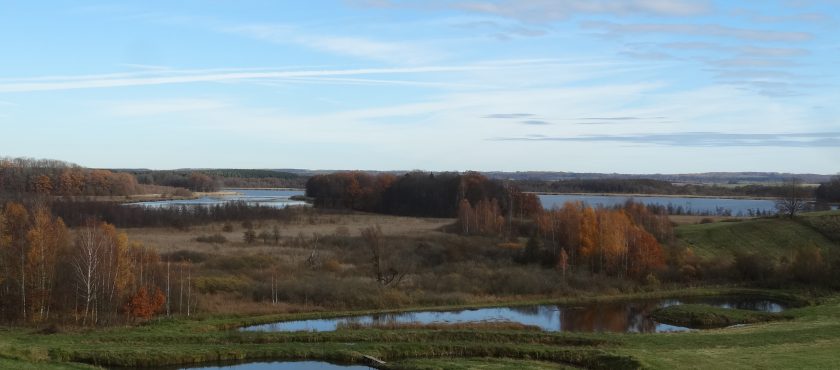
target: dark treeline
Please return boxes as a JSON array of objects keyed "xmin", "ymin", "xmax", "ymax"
[
  {"xmin": 0, "ymin": 157, "xmax": 166, "ymax": 197},
  {"xmin": 124, "ymin": 169, "xmax": 306, "ymax": 192},
  {"xmin": 306, "ymin": 171, "xmax": 541, "ymax": 218},
  {"xmin": 816, "ymin": 176, "xmax": 840, "ymax": 203},
  {"xmin": 516, "ymin": 178, "xmax": 817, "ymax": 199},
  {"xmin": 50, "ymin": 200, "xmax": 304, "ymax": 229}
]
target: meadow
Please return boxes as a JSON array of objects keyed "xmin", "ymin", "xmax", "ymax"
[{"xmin": 1, "ymin": 210, "xmax": 839, "ymax": 369}]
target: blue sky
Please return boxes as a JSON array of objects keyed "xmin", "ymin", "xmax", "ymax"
[{"xmin": 1, "ymin": 0, "xmax": 838, "ymax": 173}]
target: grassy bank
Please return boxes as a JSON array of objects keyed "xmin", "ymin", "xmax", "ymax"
[
  {"xmin": 1, "ymin": 287, "xmax": 834, "ymax": 370},
  {"xmin": 650, "ymin": 304, "xmax": 791, "ymax": 328}
]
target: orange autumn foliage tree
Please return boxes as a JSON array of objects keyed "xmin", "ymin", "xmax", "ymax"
[
  {"xmin": 25, "ymin": 206, "xmax": 68, "ymax": 321},
  {"xmin": 125, "ymin": 286, "xmax": 165, "ymax": 320},
  {"xmin": 535, "ymin": 201, "xmax": 666, "ymax": 279},
  {"xmin": 1, "ymin": 202, "xmax": 169, "ymax": 324}
]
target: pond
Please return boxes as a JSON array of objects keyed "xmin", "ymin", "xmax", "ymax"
[
  {"xmin": 168, "ymin": 361, "xmax": 372, "ymax": 370},
  {"xmin": 126, "ymin": 188, "xmax": 307, "ymax": 209},
  {"xmin": 537, "ymin": 194, "xmax": 779, "ymax": 216},
  {"xmin": 241, "ymin": 296, "xmax": 787, "ymax": 334}
]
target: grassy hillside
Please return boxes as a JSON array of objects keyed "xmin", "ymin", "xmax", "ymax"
[
  {"xmin": 614, "ymin": 294, "xmax": 840, "ymax": 369},
  {"xmin": 798, "ymin": 211, "xmax": 840, "ymax": 243},
  {"xmin": 675, "ymin": 212, "xmax": 840, "ymax": 260}
]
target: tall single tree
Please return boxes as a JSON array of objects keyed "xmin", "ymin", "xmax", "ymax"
[
  {"xmin": 25, "ymin": 207, "xmax": 68, "ymax": 321},
  {"xmin": 4, "ymin": 203, "xmax": 30, "ymax": 320},
  {"xmin": 776, "ymin": 177, "xmax": 807, "ymax": 218}
]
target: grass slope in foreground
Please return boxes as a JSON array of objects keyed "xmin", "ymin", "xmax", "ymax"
[{"xmin": 1, "ymin": 289, "xmax": 839, "ymax": 370}]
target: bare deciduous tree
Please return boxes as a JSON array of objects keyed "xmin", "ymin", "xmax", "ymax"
[
  {"xmin": 361, "ymin": 225, "xmax": 404, "ymax": 287},
  {"xmin": 304, "ymin": 233, "xmax": 321, "ymax": 270},
  {"xmin": 73, "ymin": 223, "xmax": 105, "ymax": 326},
  {"xmin": 776, "ymin": 178, "xmax": 807, "ymax": 218}
]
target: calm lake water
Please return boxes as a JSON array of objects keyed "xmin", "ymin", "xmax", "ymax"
[
  {"xmin": 241, "ymin": 296, "xmax": 786, "ymax": 334},
  {"xmin": 176, "ymin": 361, "xmax": 371, "ymax": 370},
  {"xmin": 127, "ymin": 189, "xmax": 307, "ymax": 209},
  {"xmin": 538, "ymin": 194, "xmax": 779, "ymax": 216}
]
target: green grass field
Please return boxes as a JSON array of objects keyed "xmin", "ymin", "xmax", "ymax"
[
  {"xmin": 675, "ymin": 211, "xmax": 840, "ymax": 260},
  {"xmin": 650, "ymin": 303, "xmax": 790, "ymax": 328}
]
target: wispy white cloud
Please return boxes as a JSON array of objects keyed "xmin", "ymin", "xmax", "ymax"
[
  {"xmin": 450, "ymin": 19, "xmax": 548, "ymax": 40},
  {"xmin": 226, "ymin": 24, "xmax": 442, "ymax": 64},
  {"xmin": 581, "ymin": 21, "xmax": 813, "ymax": 42},
  {"xmin": 0, "ymin": 59, "xmax": 617, "ymax": 93},
  {"xmin": 102, "ymin": 98, "xmax": 229, "ymax": 117},
  {"xmin": 491, "ymin": 131, "xmax": 840, "ymax": 147},
  {"xmin": 257, "ymin": 76, "xmax": 493, "ymax": 90},
  {"xmin": 0, "ymin": 65, "xmax": 485, "ymax": 93},
  {"xmin": 352, "ymin": 0, "xmax": 713, "ymax": 19}
]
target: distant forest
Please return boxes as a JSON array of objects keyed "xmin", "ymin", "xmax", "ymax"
[
  {"xmin": 306, "ymin": 171, "xmax": 541, "ymax": 218},
  {"xmin": 816, "ymin": 177, "xmax": 840, "ymax": 202},
  {"xmin": 0, "ymin": 157, "xmax": 174, "ymax": 197},
  {"xmin": 3, "ymin": 157, "xmax": 837, "ymax": 203},
  {"xmin": 515, "ymin": 178, "xmax": 819, "ymax": 199},
  {"xmin": 119, "ymin": 169, "xmax": 307, "ymax": 192}
]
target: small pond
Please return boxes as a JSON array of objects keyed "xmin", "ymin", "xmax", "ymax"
[
  {"xmin": 241, "ymin": 296, "xmax": 786, "ymax": 334},
  {"xmin": 126, "ymin": 188, "xmax": 307, "ymax": 209},
  {"xmin": 165, "ymin": 361, "xmax": 372, "ymax": 370}
]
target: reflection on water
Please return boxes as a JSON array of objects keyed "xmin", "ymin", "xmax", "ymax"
[
  {"xmin": 126, "ymin": 189, "xmax": 307, "ymax": 209},
  {"xmin": 242, "ymin": 297, "xmax": 787, "ymax": 334},
  {"xmin": 181, "ymin": 361, "xmax": 371, "ymax": 370}
]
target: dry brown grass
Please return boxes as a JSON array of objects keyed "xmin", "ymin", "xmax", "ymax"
[
  {"xmin": 124, "ymin": 213, "xmax": 453, "ymax": 255},
  {"xmin": 668, "ymin": 215, "xmax": 752, "ymax": 225},
  {"xmin": 197, "ymin": 292, "xmax": 317, "ymax": 315}
]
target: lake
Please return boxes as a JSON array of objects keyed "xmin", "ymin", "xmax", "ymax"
[
  {"xmin": 241, "ymin": 296, "xmax": 786, "ymax": 334},
  {"xmin": 126, "ymin": 189, "xmax": 307, "ymax": 209},
  {"xmin": 537, "ymin": 194, "xmax": 779, "ymax": 216}
]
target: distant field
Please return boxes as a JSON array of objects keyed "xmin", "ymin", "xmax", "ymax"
[
  {"xmin": 668, "ymin": 215, "xmax": 750, "ymax": 225},
  {"xmin": 125, "ymin": 212, "xmax": 452, "ymax": 255},
  {"xmin": 675, "ymin": 211, "xmax": 840, "ymax": 260}
]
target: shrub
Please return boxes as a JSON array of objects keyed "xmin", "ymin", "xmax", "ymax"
[
  {"xmin": 204, "ymin": 254, "xmax": 273, "ymax": 271},
  {"xmin": 173, "ymin": 188, "xmax": 193, "ymax": 197},
  {"xmin": 195, "ymin": 233, "xmax": 228, "ymax": 244},
  {"xmin": 258, "ymin": 230, "xmax": 272, "ymax": 244},
  {"xmin": 243, "ymin": 229, "xmax": 257, "ymax": 244},
  {"xmin": 323, "ymin": 258, "xmax": 342, "ymax": 272},
  {"xmin": 192, "ymin": 276, "xmax": 250, "ymax": 294},
  {"xmin": 734, "ymin": 252, "xmax": 776, "ymax": 281},
  {"xmin": 791, "ymin": 245, "xmax": 826, "ymax": 283},
  {"xmin": 644, "ymin": 272, "xmax": 660, "ymax": 287},
  {"xmin": 162, "ymin": 250, "xmax": 209, "ymax": 263}
]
